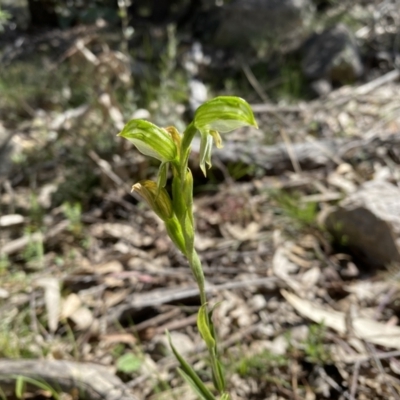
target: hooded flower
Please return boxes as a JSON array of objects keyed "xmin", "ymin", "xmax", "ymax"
[
  {"xmin": 118, "ymin": 119, "xmax": 178, "ymax": 163},
  {"xmin": 193, "ymin": 96, "xmax": 257, "ymax": 175}
]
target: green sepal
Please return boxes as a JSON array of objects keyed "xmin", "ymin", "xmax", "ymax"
[
  {"xmin": 167, "ymin": 331, "xmax": 215, "ymax": 400},
  {"xmin": 118, "ymin": 119, "xmax": 177, "ymax": 162}
]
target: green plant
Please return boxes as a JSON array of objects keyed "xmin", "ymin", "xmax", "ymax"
[
  {"xmin": 0, "ymin": 6, "xmax": 10, "ymax": 32},
  {"xmin": 0, "ymin": 254, "xmax": 10, "ymax": 273},
  {"xmin": 303, "ymin": 323, "xmax": 330, "ymax": 365},
  {"xmin": 234, "ymin": 349, "xmax": 288, "ymax": 379},
  {"xmin": 118, "ymin": 96, "xmax": 257, "ymax": 399},
  {"xmin": 271, "ymin": 190, "xmax": 318, "ymax": 228},
  {"xmin": 116, "ymin": 352, "xmax": 143, "ymax": 374},
  {"xmin": 14, "ymin": 375, "xmax": 60, "ymax": 400},
  {"xmin": 23, "ymin": 229, "xmax": 44, "ymax": 270},
  {"xmin": 62, "ymin": 201, "xmax": 83, "ymax": 237}
]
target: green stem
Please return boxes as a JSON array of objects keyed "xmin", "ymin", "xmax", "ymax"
[
  {"xmin": 174, "ymin": 122, "xmax": 227, "ymax": 396},
  {"xmin": 180, "ymin": 122, "xmax": 197, "ymax": 180},
  {"xmin": 188, "ymin": 250, "xmax": 207, "ymax": 306}
]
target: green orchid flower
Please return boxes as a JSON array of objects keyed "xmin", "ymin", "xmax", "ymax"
[
  {"xmin": 118, "ymin": 119, "xmax": 178, "ymax": 163},
  {"xmin": 192, "ymin": 96, "xmax": 258, "ymax": 175}
]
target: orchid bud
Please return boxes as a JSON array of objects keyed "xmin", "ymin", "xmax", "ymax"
[{"xmin": 132, "ymin": 180, "xmax": 173, "ymax": 222}]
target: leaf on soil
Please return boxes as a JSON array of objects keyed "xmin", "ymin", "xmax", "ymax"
[
  {"xmin": 36, "ymin": 277, "xmax": 60, "ymax": 334},
  {"xmin": 282, "ymin": 289, "xmax": 400, "ymax": 350}
]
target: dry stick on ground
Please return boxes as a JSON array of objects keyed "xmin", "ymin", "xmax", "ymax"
[
  {"xmin": 240, "ymin": 61, "xmax": 304, "ymax": 174},
  {"xmin": 364, "ymin": 342, "xmax": 400, "ymax": 400},
  {"xmin": 280, "ymin": 128, "xmax": 302, "ymax": 174},
  {"xmin": 211, "ymin": 132, "xmax": 400, "ymax": 174},
  {"xmin": 350, "ymin": 360, "xmax": 361, "ymax": 400},
  {"xmin": 251, "ymin": 68, "xmax": 400, "ymax": 113},
  {"xmin": 241, "ymin": 62, "xmax": 270, "ymax": 103},
  {"xmin": 88, "ymin": 150, "xmax": 141, "ymax": 203},
  {"xmin": 1, "ymin": 219, "xmax": 70, "ymax": 256},
  {"xmin": 0, "ymin": 359, "xmax": 139, "ymax": 400},
  {"xmin": 107, "ymin": 277, "xmax": 278, "ymax": 323}
]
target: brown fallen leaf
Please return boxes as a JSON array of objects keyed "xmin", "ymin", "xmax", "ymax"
[
  {"xmin": 282, "ymin": 289, "xmax": 400, "ymax": 350},
  {"xmin": 100, "ymin": 333, "xmax": 137, "ymax": 346}
]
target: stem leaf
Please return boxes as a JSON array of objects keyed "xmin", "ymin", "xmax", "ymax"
[
  {"xmin": 167, "ymin": 331, "xmax": 215, "ymax": 400},
  {"xmin": 197, "ymin": 304, "xmax": 216, "ymax": 350},
  {"xmin": 177, "ymin": 368, "xmax": 216, "ymax": 400}
]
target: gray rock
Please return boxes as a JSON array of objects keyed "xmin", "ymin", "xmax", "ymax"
[
  {"xmin": 211, "ymin": 0, "xmax": 314, "ymax": 50},
  {"xmin": 302, "ymin": 24, "xmax": 364, "ymax": 84},
  {"xmin": 323, "ymin": 180, "xmax": 400, "ymax": 267}
]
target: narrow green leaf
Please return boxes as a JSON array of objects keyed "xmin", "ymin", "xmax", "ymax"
[
  {"xmin": 167, "ymin": 331, "xmax": 215, "ymax": 400},
  {"xmin": 197, "ymin": 304, "xmax": 215, "ymax": 350},
  {"xmin": 214, "ymin": 359, "xmax": 226, "ymax": 392},
  {"xmin": 177, "ymin": 368, "xmax": 216, "ymax": 400},
  {"xmin": 13, "ymin": 376, "xmax": 60, "ymax": 400},
  {"xmin": 0, "ymin": 384, "xmax": 7, "ymax": 400},
  {"xmin": 15, "ymin": 376, "xmax": 24, "ymax": 399},
  {"xmin": 219, "ymin": 393, "xmax": 231, "ymax": 400},
  {"xmin": 204, "ymin": 303, "xmax": 226, "ymax": 392}
]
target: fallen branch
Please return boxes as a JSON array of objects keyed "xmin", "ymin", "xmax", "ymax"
[
  {"xmin": 1, "ymin": 220, "xmax": 70, "ymax": 256},
  {"xmin": 108, "ymin": 277, "xmax": 278, "ymax": 323},
  {"xmin": 0, "ymin": 359, "xmax": 139, "ymax": 400}
]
